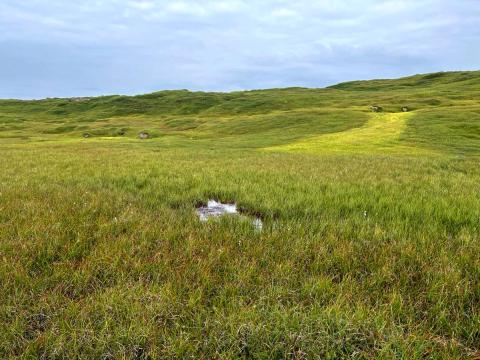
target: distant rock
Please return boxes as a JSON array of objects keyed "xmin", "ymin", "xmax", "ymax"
[
  {"xmin": 82, "ymin": 133, "xmax": 91, "ymax": 138},
  {"xmin": 401, "ymin": 106, "xmax": 409, "ymax": 112},
  {"xmin": 70, "ymin": 97, "xmax": 92, "ymax": 103},
  {"xmin": 139, "ymin": 131, "xmax": 150, "ymax": 139}
]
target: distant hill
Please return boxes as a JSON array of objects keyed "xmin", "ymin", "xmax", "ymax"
[{"xmin": 1, "ymin": 70, "xmax": 479, "ymax": 154}]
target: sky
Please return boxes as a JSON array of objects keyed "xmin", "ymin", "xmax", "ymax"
[{"xmin": 0, "ymin": 0, "xmax": 479, "ymax": 99}]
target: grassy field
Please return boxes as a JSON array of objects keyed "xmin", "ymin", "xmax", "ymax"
[{"xmin": 1, "ymin": 71, "xmax": 480, "ymax": 359}]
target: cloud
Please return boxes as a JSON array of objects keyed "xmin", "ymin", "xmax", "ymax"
[
  {"xmin": 164, "ymin": 1, "xmax": 207, "ymax": 16},
  {"xmin": 0, "ymin": 0, "xmax": 478, "ymax": 98},
  {"xmin": 128, "ymin": 1, "xmax": 156, "ymax": 11},
  {"xmin": 270, "ymin": 8, "xmax": 299, "ymax": 19}
]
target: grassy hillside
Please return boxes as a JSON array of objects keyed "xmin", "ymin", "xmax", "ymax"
[{"xmin": 1, "ymin": 71, "xmax": 480, "ymax": 359}]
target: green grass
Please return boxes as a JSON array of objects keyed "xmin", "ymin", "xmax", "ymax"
[
  {"xmin": 1, "ymin": 71, "xmax": 480, "ymax": 359},
  {"xmin": 266, "ymin": 112, "xmax": 428, "ymax": 155}
]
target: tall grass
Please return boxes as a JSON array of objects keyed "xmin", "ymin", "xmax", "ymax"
[{"xmin": 1, "ymin": 71, "xmax": 479, "ymax": 358}]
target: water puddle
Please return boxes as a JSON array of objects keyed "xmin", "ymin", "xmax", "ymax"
[{"xmin": 196, "ymin": 200, "xmax": 263, "ymax": 231}]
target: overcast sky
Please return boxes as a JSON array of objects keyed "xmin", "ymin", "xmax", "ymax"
[{"xmin": 1, "ymin": 0, "xmax": 479, "ymax": 99}]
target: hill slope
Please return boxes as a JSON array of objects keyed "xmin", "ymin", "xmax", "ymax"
[{"xmin": 1, "ymin": 70, "xmax": 479, "ymax": 155}]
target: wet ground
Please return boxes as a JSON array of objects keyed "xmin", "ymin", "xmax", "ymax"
[{"xmin": 196, "ymin": 200, "xmax": 263, "ymax": 231}]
